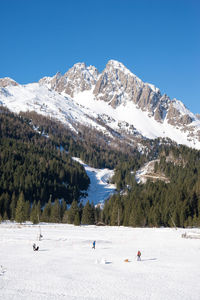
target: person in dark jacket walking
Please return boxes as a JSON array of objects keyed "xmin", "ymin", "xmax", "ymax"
[{"xmin": 92, "ymin": 241, "xmax": 96, "ymax": 249}]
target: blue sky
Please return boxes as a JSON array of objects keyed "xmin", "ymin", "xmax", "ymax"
[{"xmin": 0, "ymin": 0, "xmax": 199, "ymax": 113}]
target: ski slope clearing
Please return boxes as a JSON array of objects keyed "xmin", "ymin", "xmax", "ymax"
[
  {"xmin": 135, "ymin": 160, "xmax": 170, "ymax": 184},
  {"xmin": 73, "ymin": 157, "xmax": 116, "ymax": 206},
  {"xmin": 0, "ymin": 223, "xmax": 200, "ymax": 300}
]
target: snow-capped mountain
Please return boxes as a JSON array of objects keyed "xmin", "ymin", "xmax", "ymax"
[{"xmin": 1, "ymin": 60, "xmax": 200, "ymax": 150}]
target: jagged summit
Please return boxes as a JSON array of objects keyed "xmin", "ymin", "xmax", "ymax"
[
  {"xmin": 0, "ymin": 77, "xmax": 18, "ymax": 87},
  {"xmin": 106, "ymin": 59, "xmax": 133, "ymax": 74},
  {"xmin": 0, "ymin": 59, "xmax": 200, "ymax": 150}
]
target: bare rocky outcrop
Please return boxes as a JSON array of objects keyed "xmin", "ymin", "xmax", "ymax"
[
  {"xmin": 51, "ymin": 63, "xmax": 99, "ymax": 97},
  {"xmin": 93, "ymin": 60, "xmax": 169, "ymax": 121},
  {"xmin": 196, "ymin": 114, "xmax": 200, "ymax": 121},
  {"xmin": 38, "ymin": 59, "xmax": 197, "ymax": 130},
  {"xmin": 167, "ymin": 101, "xmax": 193, "ymax": 127},
  {"xmin": 0, "ymin": 77, "xmax": 18, "ymax": 88},
  {"xmin": 35, "ymin": 59, "xmax": 199, "ymax": 145}
]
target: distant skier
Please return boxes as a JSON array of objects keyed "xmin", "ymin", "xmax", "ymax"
[
  {"xmin": 92, "ymin": 241, "xmax": 96, "ymax": 249},
  {"xmin": 0, "ymin": 265, "xmax": 6, "ymax": 275},
  {"xmin": 137, "ymin": 250, "xmax": 141, "ymax": 261},
  {"xmin": 33, "ymin": 243, "xmax": 39, "ymax": 251}
]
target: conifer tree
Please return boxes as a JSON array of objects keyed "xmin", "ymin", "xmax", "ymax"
[
  {"xmin": 62, "ymin": 210, "xmax": 68, "ymax": 223},
  {"xmin": 10, "ymin": 192, "xmax": 17, "ymax": 220},
  {"xmin": 30, "ymin": 201, "xmax": 38, "ymax": 224},
  {"xmin": 60, "ymin": 199, "xmax": 66, "ymax": 220},
  {"xmin": 81, "ymin": 201, "xmax": 95, "ymax": 225},
  {"xmin": 36, "ymin": 201, "xmax": 41, "ymax": 222},
  {"xmin": 41, "ymin": 198, "xmax": 52, "ymax": 222},
  {"xmin": 3, "ymin": 211, "xmax": 8, "ymax": 221},
  {"xmin": 67, "ymin": 200, "xmax": 79, "ymax": 224},
  {"xmin": 24, "ymin": 201, "xmax": 30, "ymax": 221},
  {"xmin": 129, "ymin": 207, "xmax": 136, "ymax": 227},
  {"xmin": 74, "ymin": 212, "xmax": 80, "ymax": 226},
  {"xmin": 15, "ymin": 191, "xmax": 26, "ymax": 223},
  {"xmin": 51, "ymin": 199, "xmax": 61, "ymax": 223}
]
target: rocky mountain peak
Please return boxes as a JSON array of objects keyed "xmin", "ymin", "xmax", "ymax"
[
  {"xmin": 106, "ymin": 59, "xmax": 133, "ymax": 74},
  {"xmin": 46, "ymin": 63, "xmax": 99, "ymax": 97},
  {"xmin": 0, "ymin": 59, "xmax": 200, "ymax": 150},
  {"xmin": 196, "ymin": 114, "xmax": 200, "ymax": 121},
  {"xmin": 0, "ymin": 77, "xmax": 18, "ymax": 88},
  {"xmin": 93, "ymin": 60, "xmax": 162, "ymax": 114}
]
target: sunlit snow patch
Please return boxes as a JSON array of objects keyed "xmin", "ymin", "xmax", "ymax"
[{"xmin": 72, "ymin": 157, "xmax": 116, "ymax": 207}]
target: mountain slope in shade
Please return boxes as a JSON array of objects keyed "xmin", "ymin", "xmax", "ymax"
[{"xmin": 0, "ymin": 60, "xmax": 200, "ymax": 150}]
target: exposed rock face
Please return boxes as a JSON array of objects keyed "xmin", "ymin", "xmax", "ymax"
[
  {"xmin": 38, "ymin": 76, "xmax": 54, "ymax": 87},
  {"xmin": 166, "ymin": 100, "xmax": 194, "ymax": 127},
  {"xmin": 94, "ymin": 60, "xmax": 145, "ymax": 107},
  {"xmin": 196, "ymin": 114, "xmax": 200, "ymax": 121},
  {"xmin": 93, "ymin": 60, "xmax": 170, "ymax": 121},
  {"xmin": 0, "ymin": 59, "xmax": 200, "ymax": 149},
  {"xmin": 0, "ymin": 77, "xmax": 18, "ymax": 88},
  {"xmin": 38, "ymin": 59, "xmax": 196, "ymax": 130},
  {"xmin": 92, "ymin": 60, "xmax": 196, "ymax": 128},
  {"xmin": 50, "ymin": 63, "xmax": 99, "ymax": 97}
]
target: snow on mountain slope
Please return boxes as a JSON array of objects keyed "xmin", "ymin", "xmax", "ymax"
[
  {"xmin": 74, "ymin": 90, "xmax": 200, "ymax": 149},
  {"xmin": 1, "ymin": 60, "xmax": 200, "ymax": 150},
  {"xmin": 72, "ymin": 157, "xmax": 116, "ymax": 207},
  {"xmin": 0, "ymin": 82, "xmax": 109, "ymax": 134}
]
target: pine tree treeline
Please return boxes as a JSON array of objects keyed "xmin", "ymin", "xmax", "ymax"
[
  {"xmin": 2, "ymin": 106, "xmax": 200, "ymax": 228},
  {"xmin": 7, "ymin": 194, "xmax": 98, "ymax": 225},
  {"xmin": 101, "ymin": 145, "xmax": 200, "ymax": 228},
  {"xmin": 0, "ymin": 107, "xmax": 90, "ymax": 218}
]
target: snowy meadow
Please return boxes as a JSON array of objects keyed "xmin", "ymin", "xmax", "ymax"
[{"xmin": 0, "ymin": 223, "xmax": 200, "ymax": 300}]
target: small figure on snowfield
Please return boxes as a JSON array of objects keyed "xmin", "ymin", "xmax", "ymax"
[
  {"xmin": 137, "ymin": 250, "xmax": 141, "ymax": 261},
  {"xmin": 33, "ymin": 243, "xmax": 39, "ymax": 251},
  {"xmin": 92, "ymin": 241, "xmax": 96, "ymax": 249}
]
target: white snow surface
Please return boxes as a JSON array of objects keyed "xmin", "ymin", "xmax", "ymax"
[
  {"xmin": 73, "ymin": 158, "xmax": 116, "ymax": 206},
  {"xmin": 74, "ymin": 90, "xmax": 200, "ymax": 149},
  {"xmin": 0, "ymin": 223, "xmax": 200, "ymax": 300}
]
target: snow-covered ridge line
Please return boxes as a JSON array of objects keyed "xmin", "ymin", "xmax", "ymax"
[{"xmin": 1, "ymin": 59, "xmax": 200, "ymax": 150}]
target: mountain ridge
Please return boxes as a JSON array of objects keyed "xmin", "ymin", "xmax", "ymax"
[{"xmin": 0, "ymin": 59, "xmax": 200, "ymax": 150}]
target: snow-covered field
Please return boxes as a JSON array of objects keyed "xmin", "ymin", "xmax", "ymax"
[{"xmin": 0, "ymin": 223, "xmax": 200, "ymax": 300}]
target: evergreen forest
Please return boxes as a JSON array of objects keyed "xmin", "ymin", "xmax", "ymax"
[{"xmin": 1, "ymin": 106, "xmax": 200, "ymax": 228}]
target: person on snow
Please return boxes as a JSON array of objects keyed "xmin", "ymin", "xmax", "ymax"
[
  {"xmin": 33, "ymin": 243, "xmax": 39, "ymax": 251},
  {"xmin": 92, "ymin": 241, "xmax": 96, "ymax": 249},
  {"xmin": 137, "ymin": 250, "xmax": 141, "ymax": 261}
]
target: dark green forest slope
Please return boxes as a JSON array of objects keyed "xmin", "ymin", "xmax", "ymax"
[
  {"xmin": 0, "ymin": 107, "xmax": 90, "ymax": 219},
  {"xmin": 1, "ymin": 106, "xmax": 200, "ymax": 227},
  {"xmin": 102, "ymin": 145, "xmax": 200, "ymax": 227}
]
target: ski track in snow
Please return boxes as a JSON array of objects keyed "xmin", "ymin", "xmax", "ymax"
[
  {"xmin": 73, "ymin": 157, "xmax": 116, "ymax": 206},
  {"xmin": 0, "ymin": 224, "xmax": 200, "ymax": 300}
]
